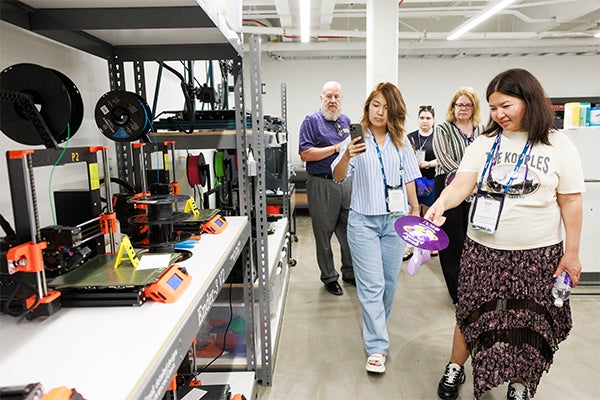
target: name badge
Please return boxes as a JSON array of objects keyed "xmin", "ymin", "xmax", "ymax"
[
  {"xmin": 388, "ymin": 187, "xmax": 407, "ymax": 214},
  {"xmin": 470, "ymin": 190, "xmax": 504, "ymax": 234}
]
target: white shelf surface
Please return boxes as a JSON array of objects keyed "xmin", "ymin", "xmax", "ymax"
[{"xmin": 0, "ymin": 216, "xmax": 250, "ymax": 400}]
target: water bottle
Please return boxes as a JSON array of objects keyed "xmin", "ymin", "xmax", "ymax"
[{"xmin": 552, "ymin": 271, "xmax": 572, "ymax": 307}]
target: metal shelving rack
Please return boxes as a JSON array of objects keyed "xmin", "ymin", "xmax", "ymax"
[
  {"xmin": 0, "ymin": 0, "xmax": 261, "ymax": 397},
  {"xmin": 1, "ymin": 0, "xmax": 291, "ymax": 391},
  {"xmin": 248, "ymin": 35, "xmax": 291, "ymax": 386}
]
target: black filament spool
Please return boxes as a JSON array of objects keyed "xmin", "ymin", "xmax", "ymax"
[
  {"xmin": 95, "ymin": 90, "xmax": 150, "ymax": 142},
  {"xmin": 50, "ymin": 69, "xmax": 84, "ymax": 139},
  {"xmin": 149, "ymin": 202, "xmax": 175, "ymax": 222},
  {"xmin": 127, "ymin": 194, "xmax": 191, "ymax": 253},
  {"xmin": 0, "ymin": 63, "xmax": 83, "ymax": 145},
  {"xmin": 148, "ymin": 223, "xmax": 175, "ymax": 253}
]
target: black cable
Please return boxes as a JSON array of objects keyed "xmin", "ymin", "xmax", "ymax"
[
  {"xmin": 98, "ymin": 177, "xmax": 136, "ymax": 204},
  {"xmin": 179, "ymin": 60, "xmax": 203, "ymax": 88},
  {"xmin": 159, "ymin": 62, "xmax": 195, "ymax": 133},
  {"xmin": 100, "ymin": 177, "xmax": 135, "ymax": 194},
  {"xmin": 1, "ymin": 275, "xmax": 40, "ymax": 319},
  {"xmin": 195, "ymin": 281, "xmax": 234, "ymax": 376},
  {"xmin": 0, "ymin": 213, "xmax": 16, "ymax": 237}
]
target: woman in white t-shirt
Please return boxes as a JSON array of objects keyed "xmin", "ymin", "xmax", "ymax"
[{"xmin": 426, "ymin": 69, "xmax": 584, "ymax": 400}]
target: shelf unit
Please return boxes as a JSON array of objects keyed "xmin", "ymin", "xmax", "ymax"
[
  {"xmin": 196, "ymin": 217, "xmax": 290, "ymax": 375},
  {"xmin": 0, "ymin": 0, "xmax": 291, "ymax": 390},
  {"xmin": 151, "ymin": 35, "xmax": 291, "ymax": 387},
  {"xmin": 0, "ymin": 1, "xmax": 262, "ymax": 398},
  {"xmin": 563, "ymin": 127, "xmax": 600, "ymax": 284}
]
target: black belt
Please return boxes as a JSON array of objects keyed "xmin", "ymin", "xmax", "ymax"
[{"xmin": 310, "ymin": 173, "xmax": 333, "ymax": 180}]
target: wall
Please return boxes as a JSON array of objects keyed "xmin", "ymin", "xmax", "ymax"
[
  {"xmin": 0, "ymin": 22, "xmax": 111, "ymax": 229},
  {"xmin": 257, "ymin": 53, "xmax": 600, "ymax": 167},
  {"xmin": 2, "ymin": 19, "xmax": 599, "ymax": 228}
]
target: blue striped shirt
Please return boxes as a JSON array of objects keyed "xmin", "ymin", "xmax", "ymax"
[{"xmin": 332, "ymin": 130, "xmax": 421, "ymax": 215}]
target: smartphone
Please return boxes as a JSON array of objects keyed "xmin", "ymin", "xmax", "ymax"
[{"xmin": 350, "ymin": 123, "xmax": 364, "ymax": 144}]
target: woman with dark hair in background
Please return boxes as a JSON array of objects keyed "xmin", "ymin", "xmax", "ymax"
[
  {"xmin": 406, "ymin": 105, "xmax": 438, "ymax": 259},
  {"xmin": 428, "ymin": 68, "xmax": 584, "ymax": 400}
]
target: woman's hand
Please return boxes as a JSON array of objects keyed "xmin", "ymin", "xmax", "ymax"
[
  {"xmin": 555, "ymin": 252, "xmax": 582, "ymax": 288},
  {"xmin": 424, "ymin": 201, "xmax": 447, "ymax": 227},
  {"xmin": 344, "ymin": 136, "xmax": 366, "ymax": 160}
]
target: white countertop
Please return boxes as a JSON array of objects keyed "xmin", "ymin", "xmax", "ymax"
[{"xmin": 0, "ymin": 216, "xmax": 250, "ymax": 400}]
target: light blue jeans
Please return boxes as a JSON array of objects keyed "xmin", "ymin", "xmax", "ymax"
[{"xmin": 347, "ymin": 210, "xmax": 405, "ymax": 356}]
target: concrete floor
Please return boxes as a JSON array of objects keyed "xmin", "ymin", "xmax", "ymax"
[{"xmin": 257, "ymin": 212, "xmax": 600, "ymax": 399}]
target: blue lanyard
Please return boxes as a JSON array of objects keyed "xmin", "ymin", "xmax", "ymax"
[
  {"xmin": 477, "ymin": 132, "xmax": 532, "ymax": 194},
  {"xmin": 452, "ymin": 122, "xmax": 475, "ymax": 145},
  {"xmin": 373, "ymin": 134, "xmax": 404, "ymax": 211},
  {"xmin": 416, "ymin": 133, "xmax": 431, "ymax": 150}
]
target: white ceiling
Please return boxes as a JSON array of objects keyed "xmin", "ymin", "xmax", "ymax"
[{"xmin": 241, "ymin": 0, "xmax": 600, "ymax": 59}]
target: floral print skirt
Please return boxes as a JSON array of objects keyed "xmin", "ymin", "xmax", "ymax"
[{"xmin": 456, "ymin": 238, "xmax": 572, "ymax": 399}]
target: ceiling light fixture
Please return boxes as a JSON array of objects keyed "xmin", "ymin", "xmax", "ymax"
[
  {"xmin": 447, "ymin": 0, "xmax": 517, "ymax": 41},
  {"xmin": 300, "ymin": 0, "xmax": 311, "ymax": 43}
]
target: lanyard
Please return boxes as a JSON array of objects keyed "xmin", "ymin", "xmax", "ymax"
[
  {"xmin": 477, "ymin": 131, "xmax": 532, "ymax": 194},
  {"xmin": 416, "ymin": 132, "xmax": 431, "ymax": 150},
  {"xmin": 452, "ymin": 122, "xmax": 475, "ymax": 145},
  {"xmin": 373, "ymin": 135, "xmax": 404, "ymax": 212}
]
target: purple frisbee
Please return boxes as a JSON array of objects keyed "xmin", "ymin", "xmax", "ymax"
[{"xmin": 394, "ymin": 215, "xmax": 449, "ymax": 251}]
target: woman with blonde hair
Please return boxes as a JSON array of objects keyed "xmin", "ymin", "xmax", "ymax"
[{"xmin": 432, "ymin": 87, "xmax": 484, "ymax": 305}]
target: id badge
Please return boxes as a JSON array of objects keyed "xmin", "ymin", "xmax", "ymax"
[
  {"xmin": 470, "ymin": 190, "xmax": 504, "ymax": 234},
  {"xmin": 388, "ymin": 187, "xmax": 407, "ymax": 214},
  {"xmin": 415, "ymin": 150, "xmax": 426, "ymax": 164}
]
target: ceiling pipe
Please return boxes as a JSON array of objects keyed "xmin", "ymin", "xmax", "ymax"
[{"xmin": 240, "ymin": 25, "xmax": 598, "ymax": 41}]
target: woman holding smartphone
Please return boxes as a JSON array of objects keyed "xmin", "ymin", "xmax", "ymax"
[{"xmin": 332, "ymin": 82, "xmax": 421, "ymax": 374}]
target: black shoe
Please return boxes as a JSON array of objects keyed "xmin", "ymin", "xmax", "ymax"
[
  {"xmin": 342, "ymin": 276, "xmax": 356, "ymax": 286},
  {"xmin": 507, "ymin": 382, "xmax": 530, "ymax": 400},
  {"xmin": 437, "ymin": 363, "xmax": 465, "ymax": 400},
  {"xmin": 324, "ymin": 281, "xmax": 343, "ymax": 295}
]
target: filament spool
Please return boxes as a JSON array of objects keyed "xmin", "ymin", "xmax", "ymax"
[
  {"xmin": 186, "ymin": 153, "xmax": 208, "ymax": 187},
  {"xmin": 128, "ymin": 194, "xmax": 191, "ymax": 253},
  {"xmin": 0, "ymin": 63, "xmax": 83, "ymax": 145},
  {"xmin": 95, "ymin": 90, "xmax": 151, "ymax": 142}
]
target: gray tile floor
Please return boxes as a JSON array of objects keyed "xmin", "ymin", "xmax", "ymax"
[{"xmin": 257, "ymin": 213, "xmax": 600, "ymax": 399}]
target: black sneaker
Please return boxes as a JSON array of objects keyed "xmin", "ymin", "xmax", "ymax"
[
  {"xmin": 437, "ymin": 362, "xmax": 465, "ymax": 400},
  {"xmin": 507, "ymin": 382, "xmax": 530, "ymax": 400}
]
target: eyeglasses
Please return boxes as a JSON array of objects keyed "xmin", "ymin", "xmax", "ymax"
[
  {"xmin": 455, "ymin": 103, "xmax": 474, "ymax": 110},
  {"xmin": 419, "ymin": 105, "xmax": 433, "ymax": 111},
  {"xmin": 334, "ymin": 122, "xmax": 344, "ymax": 137}
]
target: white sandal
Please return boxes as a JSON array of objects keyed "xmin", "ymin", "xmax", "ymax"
[{"xmin": 366, "ymin": 353, "xmax": 386, "ymax": 373}]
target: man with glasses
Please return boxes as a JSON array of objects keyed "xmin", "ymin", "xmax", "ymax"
[{"xmin": 299, "ymin": 81, "xmax": 354, "ymax": 295}]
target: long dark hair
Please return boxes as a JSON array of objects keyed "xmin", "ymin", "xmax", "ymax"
[
  {"xmin": 360, "ymin": 82, "xmax": 407, "ymax": 148},
  {"xmin": 482, "ymin": 68, "xmax": 555, "ymax": 145}
]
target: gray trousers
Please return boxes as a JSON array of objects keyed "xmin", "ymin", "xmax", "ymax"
[{"xmin": 306, "ymin": 175, "xmax": 353, "ymax": 283}]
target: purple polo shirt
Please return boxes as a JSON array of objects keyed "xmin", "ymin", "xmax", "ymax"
[{"xmin": 298, "ymin": 110, "xmax": 351, "ymax": 175}]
